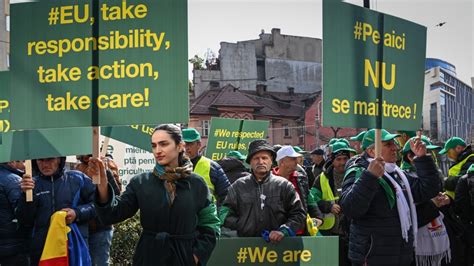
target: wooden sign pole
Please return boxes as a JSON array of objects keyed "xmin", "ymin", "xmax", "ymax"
[
  {"xmin": 24, "ymin": 160, "xmax": 33, "ymax": 202},
  {"xmin": 375, "ymin": 129, "xmax": 382, "ymax": 158},
  {"xmin": 92, "ymin": 127, "xmax": 100, "ymax": 184}
]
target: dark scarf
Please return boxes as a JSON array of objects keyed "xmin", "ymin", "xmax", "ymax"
[{"xmin": 153, "ymin": 160, "xmax": 193, "ymax": 206}]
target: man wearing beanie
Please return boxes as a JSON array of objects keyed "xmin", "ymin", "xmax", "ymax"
[{"xmin": 311, "ymin": 141, "xmax": 355, "ymax": 265}]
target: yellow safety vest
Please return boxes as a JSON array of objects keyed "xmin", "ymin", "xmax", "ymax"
[
  {"xmin": 446, "ymin": 154, "xmax": 474, "ymax": 199},
  {"xmin": 319, "ymin": 172, "xmax": 339, "ymax": 231},
  {"xmin": 194, "ymin": 156, "xmax": 216, "ymax": 200}
]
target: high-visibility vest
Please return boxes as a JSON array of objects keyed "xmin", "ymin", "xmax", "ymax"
[
  {"xmin": 319, "ymin": 172, "xmax": 339, "ymax": 231},
  {"xmin": 194, "ymin": 156, "xmax": 216, "ymax": 199},
  {"xmin": 446, "ymin": 154, "xmax": 474, "ymax": 199}
]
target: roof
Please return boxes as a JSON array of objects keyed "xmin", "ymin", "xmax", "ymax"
[
  {"xmin": 210, "ymin": 85, "xmax": 262, "ymax": 108},
  {"xmin": 190, "ymin": 84, "xmax": 263, "ymax": 115},
  {"xmin": 190, "ymin": 84, "xmax": 317, "ymax": 118}
]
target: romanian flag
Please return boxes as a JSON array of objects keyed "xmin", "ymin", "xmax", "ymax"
[{"xmin": 39, "ymin": 211, "xmax": 70, "ymax": 266}]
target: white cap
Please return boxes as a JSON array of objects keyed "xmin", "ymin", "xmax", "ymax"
[{"xmin": 276, "ymin": 145, "xmax": 302, "ymax": 162}]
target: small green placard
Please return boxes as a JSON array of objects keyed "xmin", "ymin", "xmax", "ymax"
[
  {"xmin": 101, "ymin": 125, "xmax": 155, "ymax": 152},
  {"xmin": 322, "ymin": 0, "xmax": 426, "ymax": 131},
  {"xmin": 205, "ymin": 118, "xmax": 269, "ymax": 161},
  {"xmin": 208, "ymin": 237, "xmax": 339, "ymax": 266}
]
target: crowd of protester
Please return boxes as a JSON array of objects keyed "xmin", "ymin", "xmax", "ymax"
[{"xmin": 1, "ymin": 125, "xmax": 473, "ymax": 266}]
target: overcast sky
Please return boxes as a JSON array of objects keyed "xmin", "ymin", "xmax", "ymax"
[{"xmin": 188, "ymin": 0, "xmax": 473, "ymax": 84}]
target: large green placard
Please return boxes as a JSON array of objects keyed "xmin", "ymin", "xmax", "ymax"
[
  {"xmin": 205, "ymin": 118, "xmax": 269, "ymax": 161},
  {"xmin": 10, "ymin": 0, "xmax": 188, "ymax": 130},
  {"xmin": 322, "ymin": 0, "xmax": 426, "ymax": 131}
]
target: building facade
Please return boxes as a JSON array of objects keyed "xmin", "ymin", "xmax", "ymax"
[
  {"xmin": 192, "ymin": 28, "xmax": 322, "ymax": 98},
  {"xmin": 423, "ymin": 58, "xmax": 473, "ymax": 144},
  {"xmin": 189, "ymin": 84, "xmax": 312, "ymax": 149},
  {"xmin": 0, "ymin": 0, "xmax": 9, "ymax": 71},
  {"xmin": 303, "ymin": 93, "xmax": 360, "ymax": 151}
]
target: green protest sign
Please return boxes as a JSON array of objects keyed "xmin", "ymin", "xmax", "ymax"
[
  {"xmin": 0, "ymin": 129, "xmax": 93, "ymax": 163},
  {"xmin": 101, "ymin": 125, "xmax": 155, "ymax": 152},
  {"xmin": 0, "ymin": 72, "xmax": 11, "ymax": 134},
  {"xmin": 208, "ymin": 237, "xmax": 339, "ymax": 266},
  {"xmin": 322, "ymin": 0, "xmax": 426, "ymax": 131},
  {"xmin": 205, "ymin": 118, "xmax": 269, "ymax": 161},
  {"xmin": 0, "ymin": 72, "xmax": 92, "ymax": 163},
  {"xmin": 10, "ymin": 0, "xmax": 188, "ymax": 130}
]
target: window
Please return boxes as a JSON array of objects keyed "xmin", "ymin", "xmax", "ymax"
[
  {"xmin": 430, "ymin": 103, "xmax": 438, "ymax": 140},
  {"xmin": 430, "ymin": 84, "xmax": 442, "ymax": 91},
  {"xmin": 201, "ymin": 120, "xmax": 209, "ymax": 137},
  {"xmin": 283, "ymin": 124, "xmax": 290, "ymax": 137}
]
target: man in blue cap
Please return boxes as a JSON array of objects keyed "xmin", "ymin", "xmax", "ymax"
[
  {"xmin": 340, "ymin": 129, "xmax": 440, "ymax": 266},
  {"xmin": 439, "ymin": 137, "xmax": 473, "ymax": 199},
  {"xmin": 182, "ymin": 128, "xmax": 230, "ymax": 206}
]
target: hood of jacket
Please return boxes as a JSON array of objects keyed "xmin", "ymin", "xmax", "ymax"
[{"xmin": 32, "ymin": 157, "xmax": 66, "ymax": 180}]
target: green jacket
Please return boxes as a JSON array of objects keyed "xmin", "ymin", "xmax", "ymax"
[{"xmin": 95, "ymin": 172, "xmax": 220, "ymax": 266}]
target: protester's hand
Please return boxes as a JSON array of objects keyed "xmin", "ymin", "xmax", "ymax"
[
  {"xmin": 89, "ymin": 158, "xmax": 107, "ymax": 182},
  {"xmin": 410, "ymin": 136, "xmax": 427, "ymax": 157},
  {"xmin": 431, "ymin": 192, "xmax": 450, "ymax": 208},
  {"xmin": 368, "ymin": 157, "xmax": 385, "ymax": 178},
  {"xmin": 313, "ymin": 218, "xmax": 323, "ymax": 228},
  {"xmin": 20, "ymin": 174, "xmax": 35, "ymax": 193},
  {"xmin": 193, "ymin": 254, "xmax": 199, "ymax": 265},
  {"xmin": 61, "ymin": 208, "xmax": 77, "ymax": 224},
  {"xmin": 89, "ymin": 158, "xmax": 109, "ymax": 203},
  {"xmin": 331, "ymin": 203, "xmax": 341, "ymax": 214},
  {"xmin": 269, "ymin": 230, "xmax": 284, "ymax": 243}
]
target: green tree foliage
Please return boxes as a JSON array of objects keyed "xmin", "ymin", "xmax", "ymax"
[
  {"xmin": 189, "ymin": 55, "xmax": 205, "ymax": 70},
  {"xmin": 110, "ymin": 212, "xmax": 141, "ymax": 265}
]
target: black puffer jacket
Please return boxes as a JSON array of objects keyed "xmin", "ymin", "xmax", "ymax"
[
  {"xmin": 340, "ymin": 153, "xmax": 439, "ymax": 265},
  {"xmin": 222, "ymin": 173, "xmax": 306, "ymax": 237},
  {"xmin": 455, "ymin": 172, "xmax": 474, "ymax": 233},
  {"xmin": 216, "ymin": 158, "xmax": 249, "ymax": 184},
  {"xmin": 0, "ymin": 164, "xmax": 28, "ymax": 258}
]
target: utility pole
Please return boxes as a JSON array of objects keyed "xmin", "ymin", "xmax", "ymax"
[{"xmin": 315, "ymin": 97, "xmax": 321, "ymax": 147}]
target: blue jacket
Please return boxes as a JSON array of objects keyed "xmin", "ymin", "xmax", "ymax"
[
  {"xmin": 0, "ymin": 164, "xmax": 27, "ymax": 257},
  {"xmin": 340, "ymin": 153, "xmax": 439, "ymax": 265},
  {"xmin": 16, "ymin": 169, "xmax": 96, "ymax": 264}
]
